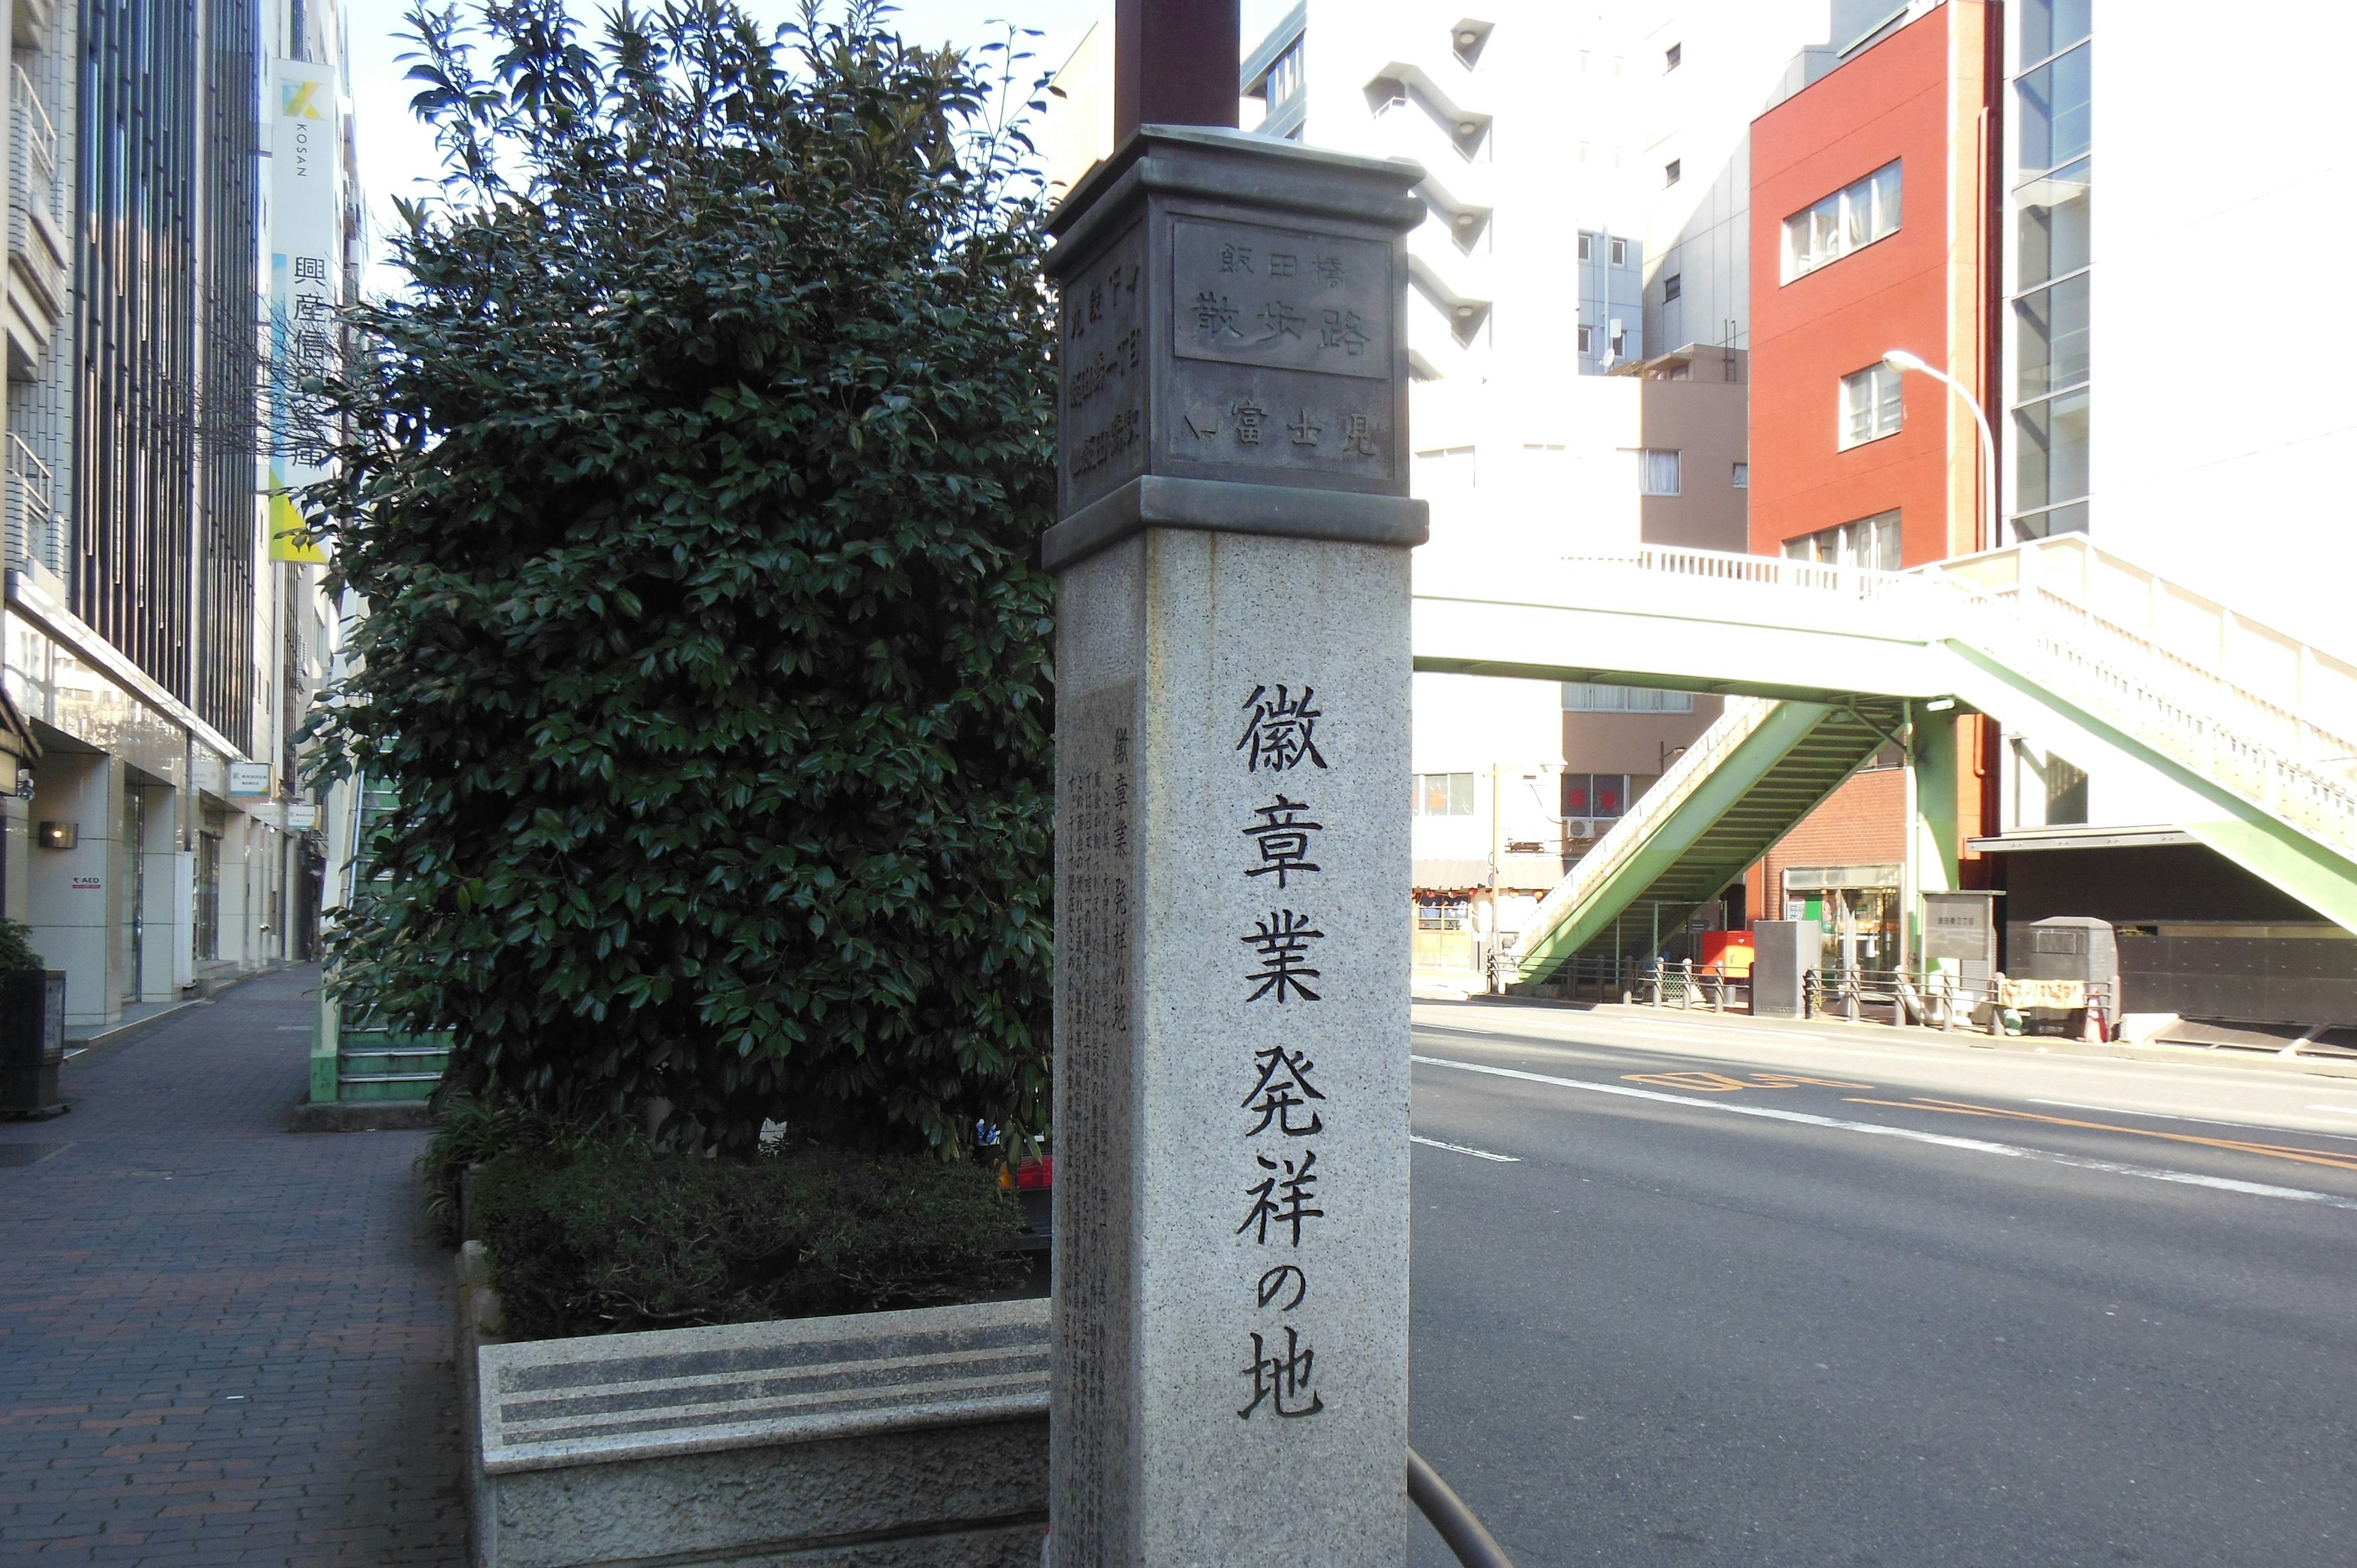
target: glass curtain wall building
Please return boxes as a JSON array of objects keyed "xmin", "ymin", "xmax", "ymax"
[
  {"xmin": 2007, "ymin": 0, "xmax": 2091, "ymax": 539},
  {"xmin": 75, "ymin": 0, "xmax": 261, "ymax": 748}
]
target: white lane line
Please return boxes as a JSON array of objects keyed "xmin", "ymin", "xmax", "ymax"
[
  {"xmin": 1410, "ymin": 1134, "xmax": 1520, "ymax": 1164},
  {"xmin": 2028, "ymin": 1099, "xmax": 2357, "ymax": 1145},
  {"xmin": 1413, "ymin": 1054, "xmax": 2357, "ymax": 1213},
  {"xmin": 2313, "ymin": 1105, "xmax": 2357, "ymax": 1116},
  {"xmin": 1422, "ymin": 1018, "xmax": 1829, "ymax": 1046}
]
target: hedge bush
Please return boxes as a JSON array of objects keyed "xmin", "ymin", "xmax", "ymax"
[
  {"xmin": 471, "ymin": 1143, "xmax": 1029, "ymax": 1338},
  {"xmin": 307, "ymin": 0, "xmax": 1059, "ymax": 1156}
]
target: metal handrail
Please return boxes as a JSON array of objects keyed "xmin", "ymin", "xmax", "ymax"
[
  {"xmin": 1509, "ymin": 695, "xmax": 1776, "ymax": 979},
  {"xmin": 1409, "ymin": 1446, "xmax": 1515, "ymax": 1567},
  {"xmin": 12, "ymin": 64, "xmax": 56, "ymax": 191}
]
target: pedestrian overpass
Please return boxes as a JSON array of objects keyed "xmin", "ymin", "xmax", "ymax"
[{"xmin": 1408, "ymin": 536, "xmax": 2357, "ymax": 984}]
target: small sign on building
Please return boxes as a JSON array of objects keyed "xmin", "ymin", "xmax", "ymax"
[
  {"xmin": 228, "ymin": 762, "xmax": 274, "ymax": 797},
  {"xmin": 285, "ymin": 803, "xmax": 319, "ymax": 830}
]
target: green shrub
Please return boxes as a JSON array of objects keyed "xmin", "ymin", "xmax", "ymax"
[
  {"xmin": 472, "ymin": 1142, "xmax": 1028, "ymax": 1338},
  {"xmin": 0, "ymin": 919, "xmax": 42, "ymax": 973},
  {"xmin": 306, "ymin": 0, "xmax": 1058, "ymax": 1155},
  {"xmin": 417, "ymin": 1093, "xmax": 647, "ymax": 1246}
]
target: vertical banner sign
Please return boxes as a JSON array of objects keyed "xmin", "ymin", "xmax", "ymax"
[{"xmin": 268, "ymin": 59, "xmax": 338, "ymax": 564}]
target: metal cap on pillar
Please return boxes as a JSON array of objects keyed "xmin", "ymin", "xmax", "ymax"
[{"xmin": 1045, "ymin": 4, "xmax": 1428, "ymax": 1564}]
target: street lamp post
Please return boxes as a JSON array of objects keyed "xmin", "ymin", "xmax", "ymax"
[{"xmin": 1882, "ymin": 348, "xmax": 1999, "ymax": 554}]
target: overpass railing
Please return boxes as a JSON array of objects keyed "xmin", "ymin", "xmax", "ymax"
[{"xmin": 1530, "ymin": 543, "xmax": 2357, "ymax": 860}]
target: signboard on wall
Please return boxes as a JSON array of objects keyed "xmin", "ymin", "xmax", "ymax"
[
  {"xmin": 267, "ymin": 58, "xmax": 338, "ymax": 565},
  {"xmin": 228, "ymin": 762, "xmax": 274, "ymax": 797},
  {"xmin": 285, "ymin": 803, "xmax": 319, "ymax": 830}
]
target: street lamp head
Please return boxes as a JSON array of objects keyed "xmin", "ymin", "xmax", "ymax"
[{"xmin": 1881, "ymin": 348, "xmax": 1930, "ymax": 374}]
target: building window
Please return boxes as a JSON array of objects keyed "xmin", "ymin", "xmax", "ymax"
[
  {"xmin": 1638, "ymin": 449, "xmax": 1681, "ymax": 495},
  {"xmin": 1732, "ymin": 461, "xmax": 1748, "ymax": 488},
  {"xmin": 1781, "ymin": 159, "xmax": 1902, "ymax": 282},
  {"xmin": 1561, "ymin": 774, "xmax": 1630, "ymax": 821},
  {"xmin": 1664, "ymin": 42, "xmax": 1682, "ymax": 71},
  {"xmin": 1782, "ymin": 509, "xmax": 1903, "ymax": 572},
  {"xmin": 1577, "ymin": 233, "xmax": 1590, "ymax": 260},
  {"xmin": 2017, "ymin": 42, "xmax": 2091, "ymax": 177},
  {"xmin": 1563, "ymin": 684, "xmax": 1694, "ymax": 714},
  {"xmin": 1417, "ymin": 896, "xmax": 1471, "ymax": 931},
  {"xmin": 2016, "ymin": 271, "xmax": 2089, "ymax": 401},
  {"xmin": 1412, "ymin": 772, "xmax": 1476, "ymax": 816},
  {"xmin": 1577, "ymin": 324, "xmax": 1592, "ymax": 354},
  {"xmin": 1609, "ymin": 237, "xmax": 1627, "ymax": 266},
  {"xmin": 1609, "ymin": 325, "xmax": 1626, "ymax": 358},
  {"xmin": 1663, "ymin": 158, "xmax": 1681, "ymax": 187},
  {"xmin": 1662, "ymin": 272, "xmax": 1681, "ymax": 301},
  {"xmin": 2010, "ymin": 0, "xmax": 2092, "ymax": 542},
  {"xmin": 194, "ymin": 832, "xmax": 222, "ymax": 961},
  {"xmin": 1838, "ymin": 363, "xmax": 1904, "ymax": 448},
  {"xmin": 2012, "ymin": 387, "xmax": 2089, "ymax": 536}
]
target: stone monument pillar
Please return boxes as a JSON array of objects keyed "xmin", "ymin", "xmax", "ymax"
[{"xmin": 1045, "ymin": 127, "xmax": 1426, "ymax": 1565}]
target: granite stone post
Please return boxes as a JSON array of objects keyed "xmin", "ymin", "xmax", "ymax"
[{"xmin": 1043, "ymin": 127, "xmax": 1426, "ymax": 1566}]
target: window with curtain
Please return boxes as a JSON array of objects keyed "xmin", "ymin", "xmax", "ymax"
[
  {"xmin": 1639, "ymin": 449, "xmax": 1681, "ymax": 495},
  {"xmin": 1838, "ymin": 363, "xmax": 1904, "ymax": 448},
  {"xmin": 1781, "ymin": 160, "xmax": 1902, "ymax": 282},
  {"xmin": 1411, "ymin": 773, "xmax": 1475, "ymax": 816},
  {"xmin": 1561, "ymin": 774, "xmax": 1631, "ymax": 822},
  {"xmin": 1782, "ymin": 509, "xmax": 1903, "ymax": 572}
]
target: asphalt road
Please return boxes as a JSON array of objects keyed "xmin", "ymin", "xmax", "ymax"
[{"xmin": 1404, "ymin": 1000, "xmax": 2357, "ymax": 1568}]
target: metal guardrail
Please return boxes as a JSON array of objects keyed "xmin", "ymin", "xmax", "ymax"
[{"xmin": 1409, "ymin": 1446, "xmax": 1516, "ymax": 1567}]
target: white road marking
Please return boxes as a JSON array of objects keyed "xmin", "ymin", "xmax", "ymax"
[
  {"xmin": 2027, "ymin": 1099, "xmax": 2357, "ymax": 1144},
  {"xmin": 1413, "ymin": 1054, "xmax": 2357, "ymax": 1213},
  {"xmin": 1424, "ymin": 1016, "xmax": 1829, "ymax": 1046},
  {"xmin": 1411, "ymin": 1134, "xmax": 1520, "ymax": 1164},
  {"xmin": 2313, "ymin": 1105, "xmax": 2357, "ymax": 1116}
]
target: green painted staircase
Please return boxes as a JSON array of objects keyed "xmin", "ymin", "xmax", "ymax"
[
  {"xmin": 331, "ymin": 1027, "xmax": 452, "ymax": 1102},
  {"xmin": 309, "ymin": 774, "xmax": 455, "ymax": 1106},
  {"xmin": 1511, "ymin": 697, "xmax": 1904, "ymax": 984}
]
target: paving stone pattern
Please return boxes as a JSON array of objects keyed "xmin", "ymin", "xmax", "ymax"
[{"xmin": 0, "ymin": 968, "xmax": 465, "ymax": 1564}]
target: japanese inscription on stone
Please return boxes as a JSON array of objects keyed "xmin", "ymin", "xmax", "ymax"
[
  {"xmin": 1061, "ymin": 226, "xmax": 1148, "ymax": 509},
  {"xmin": 1055, "ymin": 681, "xmax": 1137, "ymax": 1548},
  {"xmin": 1231, "ymin": 679, "xmax": 1339, "ymax": 1422},
  {"xmin": 1173, "ymin": 220, "xmax": 1391, "ymax": 379},
  {"xmin": 1169, "ymin": 218, "xmax": 1397, "ymax": 482}
]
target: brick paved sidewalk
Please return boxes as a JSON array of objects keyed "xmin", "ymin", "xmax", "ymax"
[{"xmin": 0, "ymin": 967, "xmax": 463, "ymax": 1564}]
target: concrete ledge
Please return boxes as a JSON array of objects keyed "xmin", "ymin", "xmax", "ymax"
[
  {"xmin": 1042, "ymin": 474, "xmax": 1428, "ymax": 573},
  {"xmin": 288, "ymin": 1094, "xmax": 435, "ymax": 1133},
  {"xmin": 465, "ymin": 1292, "xmax": 1049, "ymax": 1568}
]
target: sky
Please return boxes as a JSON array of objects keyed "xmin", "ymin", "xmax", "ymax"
[{"xmin": 339, "ymin": 0, "xmax": 1113, "ymax": 296}]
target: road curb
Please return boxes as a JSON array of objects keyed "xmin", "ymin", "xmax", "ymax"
[{"xmin": 1451, "ymin": 992, "xmax": 2357, "ymax": 1083}]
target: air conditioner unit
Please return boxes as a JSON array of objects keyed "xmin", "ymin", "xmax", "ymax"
[{"xmin": 1567, "ymin": 818, "xmax": 1595, "ymax": 840}]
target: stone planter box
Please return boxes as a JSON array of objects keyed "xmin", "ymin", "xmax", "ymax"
[{"xmin": 460, "ymin": 1265, "xmax": 1048, "ymax": 1568}]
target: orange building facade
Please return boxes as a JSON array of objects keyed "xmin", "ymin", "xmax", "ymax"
[{"xmin": 1740, "ymin": 2, "xmax": 2002, "ymax": 961}]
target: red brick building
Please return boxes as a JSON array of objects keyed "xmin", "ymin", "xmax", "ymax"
[{"xmin": 1740, "ymin": 1, "xmax": 2002, "ymax": 960}]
